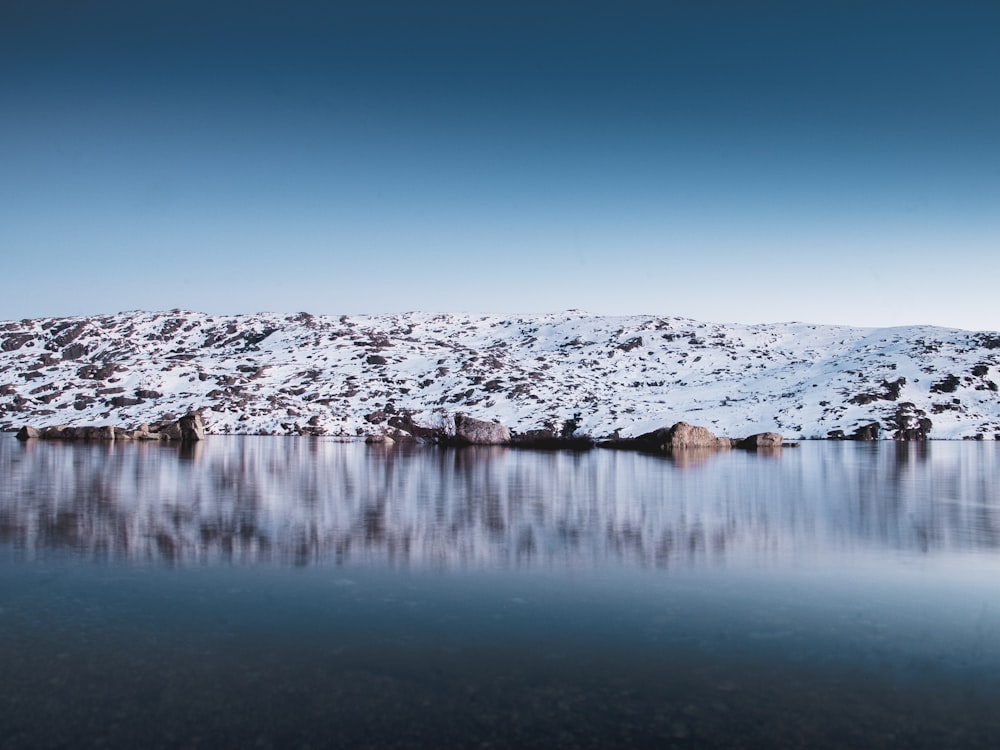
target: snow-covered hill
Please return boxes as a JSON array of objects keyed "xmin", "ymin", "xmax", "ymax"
[{"xmin": 2, "ymin": 310, "xmax": 999, "ymax": 440}]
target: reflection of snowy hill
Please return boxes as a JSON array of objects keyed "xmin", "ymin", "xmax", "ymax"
[
  {"xmin": 2, "ymin": 439, "xmax": 998, "ymax": 567},
  {"xmin": 2, "ymin": 310, "xmax": 999, "ymax": 439}
]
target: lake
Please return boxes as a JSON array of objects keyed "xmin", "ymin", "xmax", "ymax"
[{"xmin": 2, "ymin": 437, "xmax": 1000, "ymax": 748}]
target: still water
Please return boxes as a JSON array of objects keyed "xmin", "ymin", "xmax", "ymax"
[{"xmin": 2, "ymin": 438, "xmax": 1000, "ymax": 748}]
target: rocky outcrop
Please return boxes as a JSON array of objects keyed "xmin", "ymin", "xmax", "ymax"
[
  {"xmin": 886, "ymin": 403, "xmax": 933, "ymax": 440},
  {"xmin": 178, "ymin": 412, "xmax": 205, "ymax": 442},
  {"xmin": 511, "ymin": 427, "xmax": 595, "ymax": 450},
  {"xmin": 15, "ymin": 425, "xmax": 40, "ymax": 441},
  {"xmin": 385, "ymin": 412, "xmax": 446, "ymax": 440},
  {"xmin": 15, "ymin": 412, "xmax": 205, "ymax": 443},
  {"xmin": 851, "ymin": 423, "xmax": 881, "ymax": 441},
  {"xmin": 600, "ymin": 421, "xmax": 734, "ymax": 453},
  {"xmin": 735, "ymin": 432, "xmax": 783, "ymax": 449},
  {"xmin": 452, "ymin": 413, "xmax": 511, "ymax": 445}
]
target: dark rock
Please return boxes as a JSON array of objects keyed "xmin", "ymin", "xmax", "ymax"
[
  {"xmin": 386, "ymin": 413, "xmax": 445, "ymax": 440},
  {"xmin": 512, "ymin": 428, "xmax": 595, "ymax": 450},
  {"xmin": 77, "ymin": 363, "xmax": 121, "ymax": 380},
  {"xmin": 850, "ymin": 423, "xmax": 881, "ymax": 441},
  {"xmin": 887, "ymin": 403, "xmax": 932, "ymax": 440},
  {"xmin": 848, "ymin": 392, "xmax": 880, "ymax": 406},
  {"xmin": 157, "ymin": 422, "xmax": 183, "ymax": 440},
  {"xmin": 80, "ymin": 425, "xmax": 116, "ymax": 441},
  {"xmin": 849, "ymin": 377, "xmax": 906, "ymax": 405},
  {"xmin": 61, "ymin": 343, "xmax": 89, "ymax": 360},
  {"xmin": 73, "ymin": 395, "xmax": 96, "ymax": 410},
  {"xmin": 601, "ymin": 422, "xmax": 732, "ymax": 453},
  {"xmin": 616, "ymin": 336, "xmax": 643, "ymax": 353},
  {"xmin": 2, "ymin": 333, "xmax": 34, "ymax": 352},
  {"xmin": 178, "ymin": 413, "xmax": 205, "ymax": 442},
  {"xmin": 516, "ymin": 428, "xmax": 557, "ymax": 442},
  {"xmin": 366, "ymin": 354, "xmax": 388, "ymax": 366},
  {"xmin": 108, "ymin": 396, "xmax": 142, "ymax": 408},
  {"xmin": 975, "ymin": 334, "xmax": 1000, "ymax": 349},
  {"xmin": 42, "ymin": 425, "xmax": 74, "ymax": 439},
  {"xmin": 49, "ymin": 321, "xmax": 90, "ymax": 348},
  {"xmin": 242, "ymin": 328, "xmax": 276, "ymax": 351},
  {"xmin": 136, "ymin": 389, "xmax": 162, "ymax": 400},
  {"xmin": 15, "ymin": 425, "xmax": 40, "ymax": 441},
  {"xmin": 930, "ymin": 374, "xmax": 961, "ymax": 394}
]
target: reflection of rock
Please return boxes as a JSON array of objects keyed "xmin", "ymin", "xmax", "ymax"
[
  {"xmin": 452, "ymin": 413, "xmax": 511, "ymax": 445},
  {"xmin": 668, "ymin": 447, "xmax": 724, "ymax": 469},
  {"xmin": 3, "ymin": 438, "xmax": 994, "ymax": 568}
]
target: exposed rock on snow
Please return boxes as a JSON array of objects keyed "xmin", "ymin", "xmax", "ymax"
[{"xmin": 2, "ymin": 309, "xmax": 1000, "ymax": 440}]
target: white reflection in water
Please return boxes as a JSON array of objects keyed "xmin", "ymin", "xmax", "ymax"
[{"xmin": 2, "ymin": 438, "xmax": 999, "ymax": 567}]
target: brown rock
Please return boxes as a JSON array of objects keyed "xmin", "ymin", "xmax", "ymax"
[
  {"xmin": 640, "ymin": 422, "xmax": 732, "ymax": 451},
  {"xmin": 157, "ymin": 423, "xmax": 183, "ymax": 441},
  {"xmin": 600, "ymin": 421, "xmax": 732, "ymax": 453},
  {"xmin": 178, "ymin": 412, "xmax": 205, "ymax": 442},
  {"xmin": 736, "ymin": 432, "xmax": 784, "ymax": 449},
  {"xmin": 453, "ymin": 413, "xmax": 511, "ymax": 445}
]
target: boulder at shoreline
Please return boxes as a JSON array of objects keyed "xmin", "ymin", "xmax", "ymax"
[{"xmin": 15, "ymin": 412, "xmax": 205, "ymax": 443}]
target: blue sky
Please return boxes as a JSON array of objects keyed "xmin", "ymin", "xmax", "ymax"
[{"xmin": 2, "ymin": 0, "xmax": 998, "ymax": 329}]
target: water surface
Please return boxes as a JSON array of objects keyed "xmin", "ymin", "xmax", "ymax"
[{"xmin": 2, "ymin": 438, "xmax": 1000, "ymax": 748}]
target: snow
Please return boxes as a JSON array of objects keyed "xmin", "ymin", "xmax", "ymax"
[{"xmin": 1, "ymin": 310, "xmax": 998, "ymax": 440}]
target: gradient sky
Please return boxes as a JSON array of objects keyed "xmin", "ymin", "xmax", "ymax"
[{"xmin": 2, "ymin": 0, "xmax": 998, "ymax": 329}]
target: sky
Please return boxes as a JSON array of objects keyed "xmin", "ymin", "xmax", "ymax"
[{"xmin": 2, "ymin": 0, "xmax": 998, "ymax": 330}]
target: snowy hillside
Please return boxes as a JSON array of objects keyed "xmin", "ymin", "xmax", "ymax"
[{"xmin": 1, "ymin": 310, "xmax": 999, "ymax": 440}]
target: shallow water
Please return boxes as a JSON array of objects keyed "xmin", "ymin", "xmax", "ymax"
[{"xmin": 2, "ymin": 438, "xmax": 1000, "ymax": 748}]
